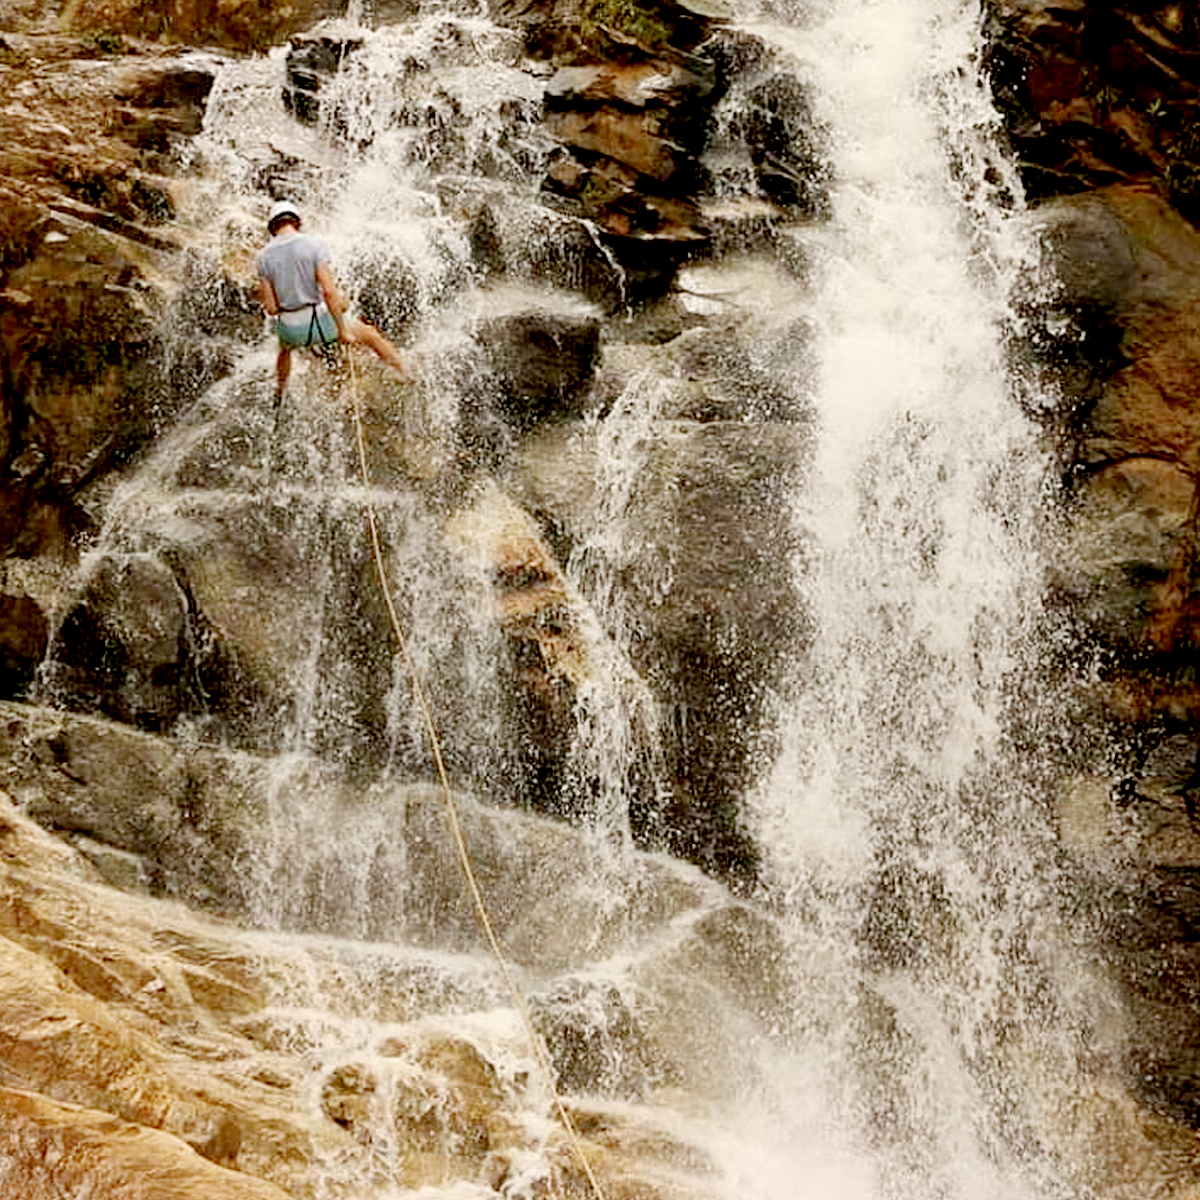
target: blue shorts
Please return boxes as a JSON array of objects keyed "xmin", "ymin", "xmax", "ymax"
[{"xmin": 275, "ymin": 304, "xmax": 339, "ymax": 349}]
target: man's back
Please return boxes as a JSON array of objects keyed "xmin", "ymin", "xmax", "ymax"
[{"xmin": 257, "ymin": 231, "xmax": 330, "ymax": 311}]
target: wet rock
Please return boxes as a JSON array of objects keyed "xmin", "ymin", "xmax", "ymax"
[
  {"xmin": 0, "ymin": 783, "xmax": 742, "ymax": 1199},
  {"xmin": 543, "ymin": 148, "xmax": 706, "ymax": 245},
  {"xmin": 49, "ymin": 0, "xmax": 342, "ymax": 52},
  {"xmin": 0, "ymin": 701, "xmax": 262, "ymax": 909},
  {"xmin": 320, "ymin": 1061, "xmax": 378, "ymax": 1134},
  {"xmin": 545, "ymin": 107, "xmax": 694, "ymax": 184},
  {"xmin": 546, "ymin": 59, "xmax": 715, "ymax": 109},
  {"xmin": 0, "ymin": 39, "xmax": 243, "ymax": 560},
  {"xmin": 0, "ymin": 1089, "xmax": 295, "ymax": 1200},
  {"xmin": 985, "ymin": 1, "xmax": 1195, "ymax": 205},
  {"xmin": 505, "ymin": 0, "xmax": 730, "ymax": 271},
  {"xmin": 474, "ymin": 310, "xmax": 601, "ymax": 429},
  {"xmin": 0, "ymin": 932, "xmax": 312, "ymax": 1192},
  {"xmin": 533, "ymin": 977, "xmax": 662, "ymax": 1098},
  {"xmin": 383, "ymin": 1036, "xmax": 502, "ymax": 1159},
  {"xmin": 66, "ymin": 832, "xmax": 153, "ymax": 893},
  {"xmin": 443, "ymin": 480, "xmax": 652, "ymax": 813},
  {"xmin": 442, "ymin": 187, "xmax": 630, "ymax": 309},
  {"xmin": 1053, "ymin": 457, "xmax": 1195, "ymax": 651},
  {"xmin": 1029, "ymin": 187, "xmax": 1200, "ymax": 675},
  {"xmin": 158, "ymin": 491, "xmax": 396, "ymax": 762},
  {"xmin": 48, "ymin": 552, "xmax": 195, "ymax": 732},
  {"xmin": 510, "ymin": 419, "xmax": 809, "ymax": 883},
  {"xmin": 283, "ymin": 31, "xmax": 364, "ymax": 126},
  {"xmin": 704, "ymin": 30, "xmax": 827, "ymax": 216},
  {"xmin": 0, "ymin": 215, "xmax": 166, "ymax": 545},
  {"xmin": 0, "ymin": 590, "xmax": 48, "ymax": 695},
  {"xmin": 492, "ymin": 0, "xmax": 714, "ymax": 62}
]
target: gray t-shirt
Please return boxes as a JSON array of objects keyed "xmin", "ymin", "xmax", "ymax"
[{"xmin": 257, "ymin": 230, "xmax": 331, "ymax": 311}]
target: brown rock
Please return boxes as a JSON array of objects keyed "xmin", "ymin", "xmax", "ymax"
[
  {"xmin": 1034, "ymin": 186, "xmax": 1200, "ymax": 469},
  {"xmin": 1092, "ymin": 305, "xmax": 1200, "ymax": 469},
  {"xmin": 546, "ymin": 108, "xmax": 687, "ymax": 183},
  {"xmin": 544, "ymin": 150, "xmax": 705, "ymax": 241},
  {"xmin": 48, "ymin": 0, "xmax": 343, "ymax": 53},
  {"xmin": 0, "ymin": 590, "xmax": 47, "ymax": 687},
  {"xmin": 0, "ymin": 39, "xmax": 231, "ymax": 558},
  {"xmin": 988, "ymin": 2, "xmax": 1200, "ymax": 202},
  {"xmin": 546, "ymin": 60, "xmax": 714, "ymax": 108},
  {"xmin": 0, "ymin": 1088, "xmax": 296, "ymax": 1200}
]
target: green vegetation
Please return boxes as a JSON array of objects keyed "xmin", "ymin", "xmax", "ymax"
[
  {"xmin": 582, "ymin": 0, "xmax": 673, "ymax": 48},
  {"xmin": 83, "ymin": 29, "xmax": 127, "ymax": 56}
]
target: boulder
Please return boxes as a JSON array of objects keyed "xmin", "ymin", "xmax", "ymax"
[
  {"xmin": 1053, "ymin": 456, "xmax": 1195, "ymax": 650},
  {"xmin": 1030, "ymin": 187, "xmax": 1200, "ymax": 664},
  {"xmin": 474, "ymin": 309, "xmax": 601, "ymax": 429},
  {"xmin": 510, "ymin": 418, "xmax": 809, "ymax": 882},
  {"xmin": 47, "ymin": 552, "xmax": 194, "ymax": 731},
  {"xmin": 0, "ymin": 590, "xmax": 47, "ymax": 694},
  {"xmin": 0, "ymin": 1089, "xmax": 296, "ymax": 1200}
]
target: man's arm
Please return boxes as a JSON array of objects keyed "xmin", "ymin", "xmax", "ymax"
[
  {"xmin": 258, "ymin": 275, "xmax": 280, "ymax": 317},
  {"xmin": 315, "ymin": 261, "xmax": 356, "ymax": 342}
]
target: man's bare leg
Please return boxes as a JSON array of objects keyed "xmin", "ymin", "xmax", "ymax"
[
  {"xmin": 276, "ymin": 346, "xmax": 292, "ymax": 399},
  {"xmin": 344, "ymin": 318, "xmax": 407, "ymax": 378}
]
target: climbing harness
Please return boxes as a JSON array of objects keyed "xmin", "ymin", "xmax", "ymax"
[
  {"xmin": 345, "ymin": 351, "xmax": 609, "ymax": 1200},
  {"xmin": 274, "ymin": 302, "xmax": 341, "ymax": 357}
]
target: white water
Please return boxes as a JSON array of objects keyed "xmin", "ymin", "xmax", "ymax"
[
  {"xmin": 37, "ymin": 0, "xmax": 1111, "ymax": 1196},
  {"xmin": 744, "ymin": 3, "xmax": 1078, "ymax": 1199}
]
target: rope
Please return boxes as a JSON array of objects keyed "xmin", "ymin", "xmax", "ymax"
[{"xmin": 344, "ymin": 350, "xmax": 608, "ymax": 1200}]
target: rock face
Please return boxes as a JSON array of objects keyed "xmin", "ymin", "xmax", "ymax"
[
  {"xmin": 0, "ymin": 746, "xmax": 783, "ymax": 1200},
  {"xmin": 991, "ymin": 0, "xmax": 1200, "ymax": 1145},
  {"xmin": 988, "ymin": 1, "xmax": 1200, "ymax": 211},
  {"xmin": 0, "ymin": 30, "xmax": 247, "ymax": 672},
  {"xmin": 8, "ymin": 0, "xmax": 1200, "ymax": 1190},
  {"xmin": 0, "ymin": 0, "xmax": 819, "ymax": 888}
]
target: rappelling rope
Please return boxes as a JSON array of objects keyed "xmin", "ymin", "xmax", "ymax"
[{"xmin": 344, "ymin": 350, "xmax": 608, "ymax": 1200}]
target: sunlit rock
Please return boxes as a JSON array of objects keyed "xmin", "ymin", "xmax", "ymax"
[{"xmin": 0, "ymin": 1089, "xmax": 296, "ymax": 1200}]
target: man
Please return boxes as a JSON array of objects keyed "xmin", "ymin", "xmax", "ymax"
[{"xmin": 256, "ymin": 200, "xmax": 408, "ymax": 398}]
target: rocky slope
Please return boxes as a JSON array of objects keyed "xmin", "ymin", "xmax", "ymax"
[
  {"xmin": 0, "ymin": 732, "xmax": 777, "ymax": 1200},
  {"xmin": 988, "ymin": 0, "xmax": 1200, "ymax": 1132},
  {"xmin": 5, "ymin": 0, "xmax": 1200, "ymax": 1193}
]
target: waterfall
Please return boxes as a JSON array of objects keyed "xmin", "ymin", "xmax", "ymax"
[
  {"xmin": 742, "ymin": 2, "xmax": 1084, "ymax": 1198},
  {"xmin": 25, "ymin": 0, "xmax": 1123, "ymax": 1196}
]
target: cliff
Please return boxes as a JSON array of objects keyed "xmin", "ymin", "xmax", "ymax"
[{"xmin": 4, "ymin": 0, "xmax": 1200, "ymax": 1193}]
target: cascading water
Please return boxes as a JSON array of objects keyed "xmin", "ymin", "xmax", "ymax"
[
  {"xmin": 29, "ymin": 0, "xmax": 1129, "ymax": 1196},
  {"xmin": 739, "ymin": 3, "xmax": 1090, "ymax": 1199}
]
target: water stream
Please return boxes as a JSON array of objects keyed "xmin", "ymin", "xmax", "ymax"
[{"xmin": 35, "ymin": 0, "xmax": 1110, "ymax": 1195}]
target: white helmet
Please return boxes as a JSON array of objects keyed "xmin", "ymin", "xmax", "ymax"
[{"xmin": 267, "ymin": 199, "xmax": 301, "ymax": 231}]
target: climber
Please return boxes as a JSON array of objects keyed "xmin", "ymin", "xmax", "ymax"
[{"xmin": 256, "ymin": 199, "xmax": 408, "ymax": 399}]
